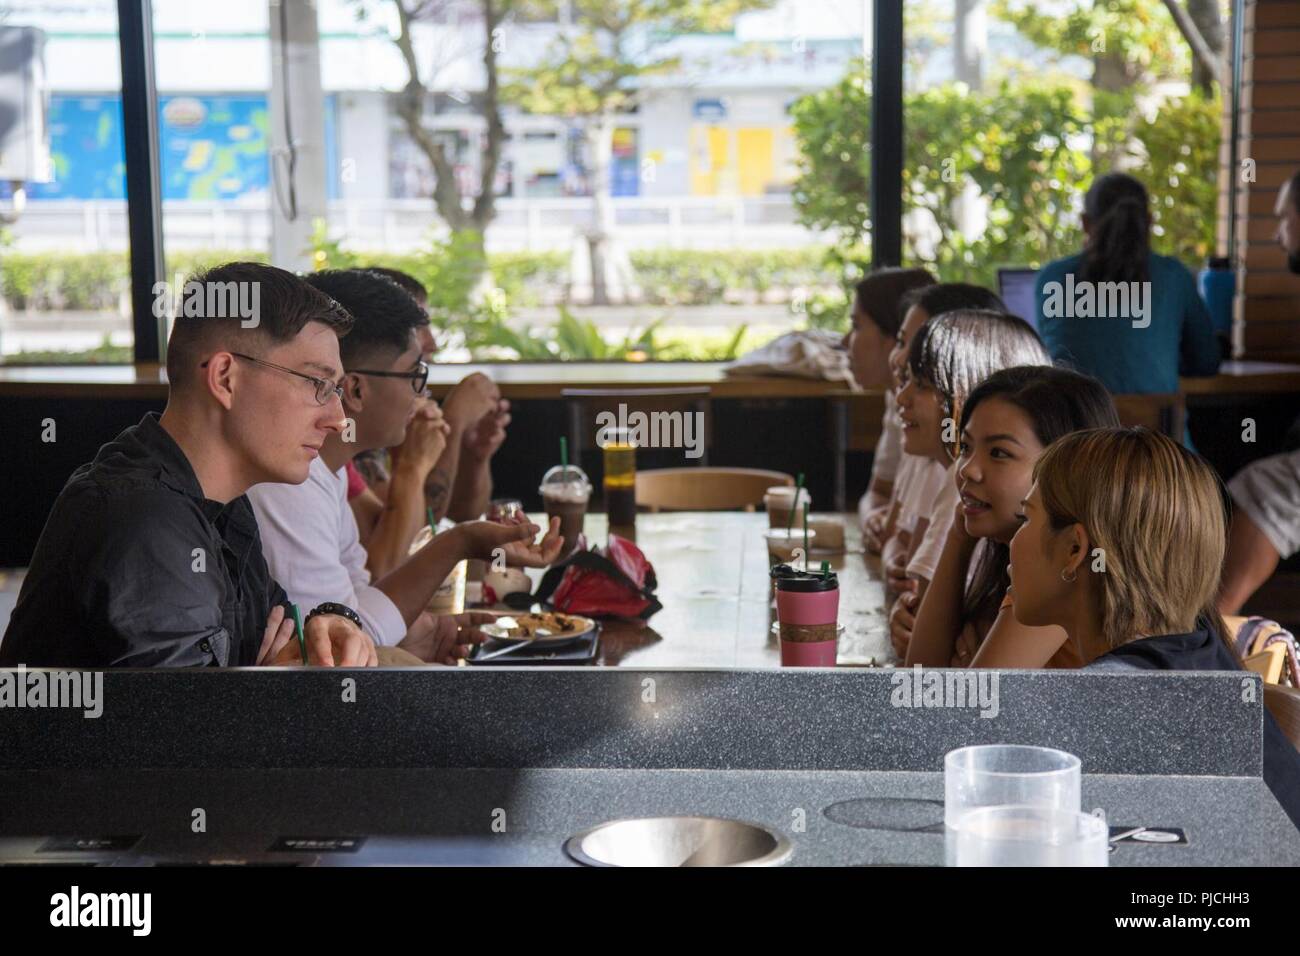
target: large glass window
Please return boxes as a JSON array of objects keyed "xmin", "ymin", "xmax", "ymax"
[
  {"xmin": 890, "ymin": 0, "xmax": 1228, "ymax": 294},
  {"xmin": 0, "ymin": 1, "xmax": 130, "ymax": 365},
  {"xmin": 305, "ymin": 0, "xmax": 871, "ymax": 362}
]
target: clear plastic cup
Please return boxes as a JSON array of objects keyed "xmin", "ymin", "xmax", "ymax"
[
  {"xmin": 764, "ymin": 528, "xmax": 817, "ymax": 566},
  {"xmin": 943, "ymin": 745, "xmax": 1081, "ymax": 829},
  {"xmin": 409, "ymin": 523, "xmax": 467, "ymax": 614},
  {"xmin": 540, "ymin": 464, "xmax": 592, "ymax": 558},
  {"xmin": 951, "ymin": 805, "xmax": 1109, "ymax": 867}
]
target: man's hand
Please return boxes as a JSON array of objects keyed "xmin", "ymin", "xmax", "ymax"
[
  {"xmin": 889, "ymin": 591, "xmax": 918, "ymax": 658},
  {"xmin": 256, "ymin": 604, "xmax": 295, "ymax": 665},
  {"xmin": 441, "ymin": 373, "xmax": 500, "ymax": 432},
  {"xmin": 463, "ymin": 399, "xmax": 510, "ymax": 462},
  {"xmin": 400, "ymin": 399, "xmax": 452, "ymax": 477},
  {"xmin": 267, "ymin": 612, "xmax": 379, "ymax": 667},
  {"xmin": 452, "ymin": 515, "xmax": 565, "ymax": 568},
  {"xmin": 399, "ymin": 610, "xmax": 496, "ymax": 665}
]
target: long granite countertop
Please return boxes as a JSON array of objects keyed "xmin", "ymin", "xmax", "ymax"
[{"xmin": 1, "ymin": 767, "xmax": 1292, "ymax": 867}]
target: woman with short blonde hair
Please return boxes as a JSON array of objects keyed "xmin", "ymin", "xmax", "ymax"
[{"xmin": 1008, "ymin": 427, "xmax": 1300, "ymax": 831}]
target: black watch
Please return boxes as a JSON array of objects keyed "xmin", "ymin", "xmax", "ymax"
[{"xmin": 305, "ymin": 602, "xmax": 363, "ymax": 630}]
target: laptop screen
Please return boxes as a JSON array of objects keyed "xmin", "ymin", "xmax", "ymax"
[{"xmin": 997, "ymin": 268, "xmax": 1039, "ymax": 330}]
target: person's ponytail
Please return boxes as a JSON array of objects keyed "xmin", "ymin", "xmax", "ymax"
[{"xmin": 1080, "ymin": 174, "xmax": 1151, "ymax": 285}]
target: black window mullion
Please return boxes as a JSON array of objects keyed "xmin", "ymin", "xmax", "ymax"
[
  {"xmin": 116, "ymin": 0, "xmax": 164, "ymax": 365},
  {"xmin": 871, "ymin": 1, "xmax": 904, "ymax": 268}
]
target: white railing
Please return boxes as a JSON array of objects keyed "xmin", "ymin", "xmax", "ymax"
[{"xmin": 6, "ymin": 196, "xmax": 824, "ymax": 253}]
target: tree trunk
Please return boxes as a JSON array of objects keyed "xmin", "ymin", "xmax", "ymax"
[
  {"xmin": 586, "ymin": 116, "xmax": 616, "ymax": 306},
  {"xmin": 1186, "ymin": 0, "xmax": 1225, "ymax": 94}
]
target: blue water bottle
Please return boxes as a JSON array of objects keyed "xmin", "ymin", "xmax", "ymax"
[{"xmin": 1198, "ymin": 256, "xmax": 1234, "ymax": 336}]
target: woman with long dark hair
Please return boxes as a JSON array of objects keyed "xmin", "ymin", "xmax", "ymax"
[
  {"xmin": 843, "ymin": 267, "xmax": 936, "ymax": 549},
  {"xmin": 905, "ymin": 366, "xmax": 1120, "ymax": 669},
  {"xmin": 1033, "ymin": 172, "xmax": 1220, "ymax": 398}
]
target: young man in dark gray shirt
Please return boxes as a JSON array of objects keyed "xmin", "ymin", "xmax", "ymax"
[{"xmin": 0, "ymin": 262, "xmax": 380, "ymax": 667}]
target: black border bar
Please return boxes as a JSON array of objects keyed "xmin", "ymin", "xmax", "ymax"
[{"xmin": 116, "ymin": 0, "xmax": 164, "ymax": 364}]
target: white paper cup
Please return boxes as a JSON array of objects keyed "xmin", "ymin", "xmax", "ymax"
[{"xmin": 764, "ymin": 486, "xmax": 812, "ymax": 529}]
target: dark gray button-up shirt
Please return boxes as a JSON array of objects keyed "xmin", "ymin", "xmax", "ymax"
[{"xmin": 0, "ymin": 413, "xmax": 287, "ymax": 667}]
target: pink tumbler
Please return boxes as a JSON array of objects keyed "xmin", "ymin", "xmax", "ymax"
[{"xmin": 772, "ymin": 565, "xmax": 840, "ymax": 666}]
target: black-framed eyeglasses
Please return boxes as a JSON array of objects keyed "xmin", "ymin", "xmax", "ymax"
[
  {"xmin": 201, "ymin": 352, "xmax": 344, "ymax": 406},
  {"xmin": 348, "ymin": 360, "xmax": 429, "ymax": 395}
]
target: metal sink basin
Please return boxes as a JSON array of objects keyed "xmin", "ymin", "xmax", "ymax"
[{"xmin": 564, "ymin": 816, "xmax": 792, "ymax": 867}]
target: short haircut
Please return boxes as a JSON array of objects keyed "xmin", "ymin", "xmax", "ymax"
[
  {"xmin": 1034, "ymin": 427, "xmax": 1230, "ymax": 650},
  {"xmin": 305, "ymin": 269, "xmax": 429, "ymax": 368},
  {"xmin": 364, "ymin": 266, "xmax": 428, "ymax": 306},
  {"xmin": 901, "ymin": 282, "xmax": 1006, "ymax": 322},
  {"xmin": 853, "ymin": 267, "xmax": 936, "ymax": 337},
  {"xmin": 165, "ymin": 261, "xmax": 353, "ymax": 389}
]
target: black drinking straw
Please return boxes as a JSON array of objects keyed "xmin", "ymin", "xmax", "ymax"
[{"xmin": 785, "ymin": 472, "xmax": 805, "ymax": 534}]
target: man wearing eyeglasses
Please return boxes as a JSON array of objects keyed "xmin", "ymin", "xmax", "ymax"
[
  {"xmin": 1, "ymin": 263, "xmax": 379, "ymax": 667},
  {"xmin": 353, "ymin": 267, "xmax": 509, "ymax": 541},
  {"xmin": 247, "ymin": 269, "xmax": 564, "ymax": 664}
]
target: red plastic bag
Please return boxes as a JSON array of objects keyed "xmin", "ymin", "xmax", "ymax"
[{"xmin": 535, "ymin": 534, "xmax": 662, "ymax": 622}]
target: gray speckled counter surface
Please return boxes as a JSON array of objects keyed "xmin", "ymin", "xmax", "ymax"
[
  {"xmin": 1, "ymin": 768, "xmax": 1292, "ymax": 866},
  {"xmin": 2, "ymin": 668, "xmax": 1296, "ymax": 865}
]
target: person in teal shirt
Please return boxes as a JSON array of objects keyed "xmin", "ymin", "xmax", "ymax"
[{"xmin": 1034, "ymin": 172, "xmax": 1221, "ymax": 397}]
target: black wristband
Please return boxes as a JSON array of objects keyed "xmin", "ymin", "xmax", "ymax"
[{"xmin": 305, "ymin": 602, "xmax": 363, "ymax": 630}]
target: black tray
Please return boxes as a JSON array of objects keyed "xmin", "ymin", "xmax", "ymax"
[{"xmin": 467, "ymin": 630, "xmax": 601, "ymax": 666}]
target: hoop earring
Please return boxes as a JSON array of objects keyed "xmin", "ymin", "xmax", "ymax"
[{"xmin": 1061, "ymin": 568, "xmax": 1077, "ymax": 583}]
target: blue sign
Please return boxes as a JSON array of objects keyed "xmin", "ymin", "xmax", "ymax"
[{"xmin": 21, "ymin": 93, "xmax": 339, "ymax": 202}]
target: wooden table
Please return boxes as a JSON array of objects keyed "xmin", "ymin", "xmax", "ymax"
[
  {"xmin": 508, "ymin": 511, "xmax": 892, "ymax": 668},
  {"xmin": 6, "ymin": 359, "xmax": 1300, "ymax": 399}
]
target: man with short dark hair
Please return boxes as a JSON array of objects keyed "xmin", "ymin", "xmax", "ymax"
[
  {"xmin": 354, "ymin": 265, "xmax": 510, "ymax": 526},
  {"xmin": 248, "ymin": 269, "xmax": 562, "ymax": 664},
  {"xmin": 1, "ymin": 262, "xmax": 376, "ymax": 667},
  {"xmin": 1219, "ymin": 171, "xmax": 1300, "ymax": 615}
]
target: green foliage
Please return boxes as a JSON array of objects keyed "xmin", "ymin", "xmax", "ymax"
[
  {"xmin": 5, "ymin": 334, "xmax": 132, "ymax": 365},
  {"xmin": 789, "ymin": 66, "xmax": 871, "ymax": 246},
  {"xmin": 0, "ymin": 251, "xmax": 127, "ymax": 311},
  {"xmin": 791, "ymin": 61, "xmax": 1221, "ymax": 286},
  {"xmin": 505, "ymin": 0, "xmax": 775, "ymax": 119},
  {"xmin": 1126, "ymin": 91, "xmax": 1222, "ymax": 268},
  {"xmin": 629, "ymin": 247, "xmax": 836, "ymax": 305},
  {"xmin": 991, "ymin": 0, "xmax": 1194, "ymax": 86}
]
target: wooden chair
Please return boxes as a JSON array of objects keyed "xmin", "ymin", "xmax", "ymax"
[
  {"xmin": 635, "ymin": 467, "xmax": 794, "ymax": 512},
  {"xmin": 1112, "ymin": 393, "xmax": 1186, "ymax": 440},
  {"xmin": 1264, "ymin": 684, "xmax": 1300, "ymax": 753},
  {"xmin": 562, "ymin": 387, "xmax": 712, "ymax": 468},
  {"xmin": 1225, "ymin": 613, "xmax": 1295, "ymax": 685},
  {"xmin": 1245, "ymin": 644, "xmax": 1287, "ymax": 685}
]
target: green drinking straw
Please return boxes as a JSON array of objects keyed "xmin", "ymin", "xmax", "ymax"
[
  {"xmin": 802, "ymin": 501, "xmax": 809, "ymax": 566},
  {"xmin": 821, "ymin": 560, "xmax": 830, "ymax": 579},
  {"xmin": 560, "ymin": 435, "xmax": 570, "ymax": 481},
  {"xmin": 426, "ymin": 506, "xmax": 436, "ymax": 533},
  {"xmin": 785, "ymin": 472, "xmax": 805, "ymax": 534},
  {"xmin": 289, "ymin": 602, "xmax": 307, "ymax": 665}
]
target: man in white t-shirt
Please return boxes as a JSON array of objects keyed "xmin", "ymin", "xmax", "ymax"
[{"xmin": 249, "ymin": 270, "xmax": 564, "ymax": 664}]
